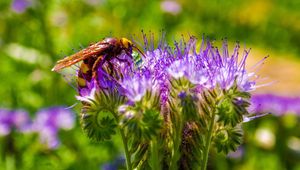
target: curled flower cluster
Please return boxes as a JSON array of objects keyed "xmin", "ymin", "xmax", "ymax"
[{"xmin": 75, "ymin": 34, "xmax": 266, "ymax": 170}]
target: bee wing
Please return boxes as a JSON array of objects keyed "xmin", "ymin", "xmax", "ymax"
[{"xmin": 52, "ymin": 42, "xmax": 110, "ymax": 71}]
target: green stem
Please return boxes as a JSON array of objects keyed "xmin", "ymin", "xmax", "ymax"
[
  {"xmin": 201, "ymin": 113, "xmax": 216, "ymax": 170},
  {"xmin": 170, "ymin": 116, "xmax": 183, "ymax": 170},
  {"xmin": 112, "ymin": 111, "xmax": 132, "ymax": 170},
  {"xmin": 150, "ymin": 139, "xmax": 160, "ymax": 170},
  {"xmin": 119, "ymin": 128, "xmax": 132, "ymax": 170},
  {"xmin": 5, "ymin": 155, "xmax": 16, "ymax": 170}
]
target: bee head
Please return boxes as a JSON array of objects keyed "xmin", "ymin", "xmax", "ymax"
[
  {"xmin": 120, "ymin": 38, "xmax": 133, "ymax": 50},
  {"xmin": 120, "ymin": 37, "xmax": 146, "ymax": 58}
]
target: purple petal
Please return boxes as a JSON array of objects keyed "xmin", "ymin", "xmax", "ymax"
[{"xmin": 119, "ymin": 73, "xmax": 155, "ymax": 102}]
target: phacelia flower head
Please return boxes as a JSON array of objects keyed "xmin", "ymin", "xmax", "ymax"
[
  {"xmin": 0, "ymin": 109, "xmax": 31, "ymax": 136},
  {"xmin": 32, "ymin": 107, "xmax": 75, "ymax": 149}
]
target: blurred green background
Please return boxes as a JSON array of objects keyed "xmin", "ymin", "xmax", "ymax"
[{"xmin": 0, "ymin": 0, "xmax": 300, "ymax": 169}]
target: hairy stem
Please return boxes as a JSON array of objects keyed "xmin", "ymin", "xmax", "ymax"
[
  {"xmin": 149, "ymin": 139, "xmax": 160, "ymax": 170},
  {"xmin": 112, "ymin": 110, "xmax": 132, "ymax": 170},
  {"xmin": 201, "ymin": 113, "xmax": 216, "ymax": 170},
  {"xmin": 170, "ymin": 115, "xmax": 183, "ymax": 170},
  {"xmin": 119, "ymin": 128, "xmax": 132, "ymax": 170}
]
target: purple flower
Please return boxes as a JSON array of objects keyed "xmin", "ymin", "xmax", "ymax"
[
  {"xmin": 140, "ymin": 49, "xmax": 175, "ymax": 104},
  {"xmin": 0, "ymin": 109, "xmax": 31, "ymax": 136},
  {"xmin": 167, "ymin": 39, "xmax": 260, "ymax": 92},
  {"xmin": 167, "ymin": 59, "xmax": 209, "ymax": 85},
  {"xmin": 11, "ymin": 0, "xmax": 32, "ymax": 13},
  {"xmin": 249, "ymin": 94, "xmax": 300, "ymax": 116},
  {"xmin": 32, "ymin": 107, "xmax": 75, "ymax": 149},
  {"xmin": 119, "ymin": 72, "xmax": 157, "ymax": 102}
]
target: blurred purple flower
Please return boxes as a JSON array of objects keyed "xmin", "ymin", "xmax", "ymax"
[
  {"xmin": 227, "ymin": 146, "xmax": 244, "ymax": 159},
  {"xmin": 0, "ymin": 109, "xmax": 31, "ymax": 136},
  {"xmin": 249, "ymin": 94, "xmax": 300, "ymax": 116},
  {"xmin": 101, "ymin": 156, "xmax": 125, "ymax": 170},
  {"xmin": 160, "ymin": 0, "xmax": 182, "ymax": 15},
  {"xmin": 11, "ymin": 0, "xmax": 32, "ymax": 13},
  {"xmin": 32, "ymin": 107, "xmax": 75, "ymax": 149}
]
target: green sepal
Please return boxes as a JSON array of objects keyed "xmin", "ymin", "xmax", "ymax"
[
  {"xmin": 118, "ymin": 91, "xmax": 162, "ymax": 170},
  {"xmin": 180, "ymin": 122, "xmax": 204, "ymax": 169},
  {"xmin": 168, "ymin": 77, "xmax": 200, "ymax": 121},
  {"xmin": 216, "ymin": 97, "xmax": 243, "ymax": 127},
  {"xmin": 180, "ymin": 94, "xmax": 199, "ymax": 121},
  {"xmin": 123, "ymin": 108, "xmax": 162, "ymax": 141},
  {"xmin": 131, "ymin": 143, "xmax": 150, "ymax": 169}
]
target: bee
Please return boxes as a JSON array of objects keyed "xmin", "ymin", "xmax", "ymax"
[{"xmin": 52, "ymin": 37, "xmax": 145, "ymax": 88}]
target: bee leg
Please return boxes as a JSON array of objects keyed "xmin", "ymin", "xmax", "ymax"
[
  {"xmin": 115, "ymin": 56, "xmax": 133, "ymax": 72},
  {"xmin": 107, "ymin": 61, "xmax": 123, "ymax": 80},
  {"xmin": 115, "ymin": 56, "xmax": 131, "ymax": 67},
  {"xmin": 107, "ymin": 61, "xmax": 115, "ymax": 76},
  {"xmin": 92, "ymin": 55, "xmax": 116, "ymax": 80}
]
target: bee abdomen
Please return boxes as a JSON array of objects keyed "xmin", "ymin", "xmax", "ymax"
[{"xmin": 77, "ymin": 58, "xmax": 94, "ymax": 88}]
